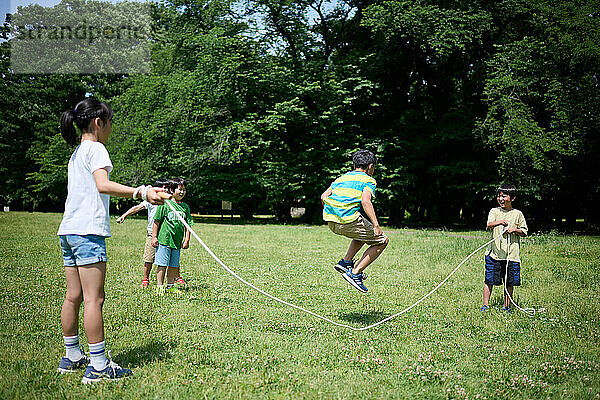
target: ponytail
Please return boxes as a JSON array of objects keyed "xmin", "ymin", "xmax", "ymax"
[
  {"xmin": 60, "ymin": 98, "xmax": 114, "ymax": 147},
  {"xmin": 60, "ymin": 109, "xmax": 79, "ymax": 146}
]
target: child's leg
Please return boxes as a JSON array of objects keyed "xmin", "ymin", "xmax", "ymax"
[
  {"xmin": 344, "ymin": 239, "xmax": 364, "ymax": 261},
  {"xmin": 61, "ymin": 266, "xmax": 83, "ymax": 337},
  {"xmin": 483, "ymin": 283, "xmax": 493, "ymax": 306},
  {"xmin": 78, "ymin": 262, "xmax": 106, "ymax": 344},
  {"xmin": 143, "ymin": 262, "xmax": 153, "ymax": 281},
  {"xmin": 504, "ymin": 285, "xmax": 513, "ymax": 308},
  {"xmin": 167, "ymin": 267, "xmax": 178, "ymax": 285},
  {"xmin": 156, "ymin": 266, "xmax": 166, "ymax": 286},
  {"xmin": 353, "ymin": 238, "xmax": 389, "ymax": 274}
]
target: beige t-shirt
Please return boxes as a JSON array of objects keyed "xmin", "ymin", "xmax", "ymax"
[{"xmin": 485, "ymin": 207, "xmax": 528, "ymax": 262}]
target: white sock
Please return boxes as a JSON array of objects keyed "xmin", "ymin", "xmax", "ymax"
[
  {"xmin": 63, "ymin": 335, "xmax": 84, "ymax": 361},
  {"xmin": 88, "ymin": 341, "xmax": 108, "ymax": 370}
]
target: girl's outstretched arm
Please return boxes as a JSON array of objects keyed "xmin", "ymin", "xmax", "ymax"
[{"xmin": 93, "ymin": 167, "xmax": 166, "ymax": 204}]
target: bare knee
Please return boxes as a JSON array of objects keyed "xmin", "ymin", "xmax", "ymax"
[
  {"xmin": 83, "ymin": 291, "xmax": 105, "ymax": 308},
  {"xmin": 65, "ymin": 289, "xmax": 83, "ymax": 306}
]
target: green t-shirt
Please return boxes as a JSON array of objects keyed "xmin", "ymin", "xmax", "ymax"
[
  {"xmin": 153, "ymin": 200, "xmax": 193, "ymax": 249},
  {"xmin": 485, "ymin": 207, "xmax": 528, "ymax": 262}
]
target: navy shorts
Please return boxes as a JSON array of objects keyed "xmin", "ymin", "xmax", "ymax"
[
  {"xmin": 484, "ymin": 255, "xmax": 521, "ymax": 286},
  {"xmin": 59, "ymin": 235, "xmax": 107, "ymax": 267}
]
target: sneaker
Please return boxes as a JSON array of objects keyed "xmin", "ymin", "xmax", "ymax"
[
  {"xmin": 342, "ymin": 269, "xmax": 368, "ymax": 293},
  {"xmin": 334, "ymin": 259, "xmax": 354, "ymax": 274},
  {"xmin": 166, "ymin": 286, "xmax": 184, "ymax": 296},
  {"xmin": 502, "ymin": 306, "xmax": 512, "ymax": 313},
  {"xmin": 81, "ymin": 360, "xmax": 132, "ymax": 384},
  {"xmin": 57, "ymin": 352, "xmax": 89, "ymax": 374},
  {"xmin": 479, "ymin": 305, "xmax": 490, "ymax": 312},
  {"xmin": 175, "ymin": 276, "xmax": 187, "ymax": 286},
  {"xmin": 155, "ymin": 285, "xmax": 165, "ymax": 296},
  {"xmin": 141, "ymin": 278, "xmax": 149, "ymax": 288}
]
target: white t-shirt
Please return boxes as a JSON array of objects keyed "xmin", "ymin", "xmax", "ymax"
[
  {"xmin": 142, "ymin": 201, "xmax": 158, "ymax": 232},
  {"xmin": 57, "ymin": 140, "xmax": 114, "ymax": 237}
]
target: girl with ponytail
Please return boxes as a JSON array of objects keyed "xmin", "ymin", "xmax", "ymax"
[{"xmin": 56, "ymin": 98, "xmax": 168, "ymax": 383}]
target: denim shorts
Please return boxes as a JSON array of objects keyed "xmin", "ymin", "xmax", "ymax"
[
  {"xmin": 155, "ymin": 244, "xmax": 180, "ymax": 268},
  {"xmin": 59, "ymin": 235, "xmax": 107, "ymax": 267},
  {"xmin": 484, "ymin": 255, "xmax": 521, "ymax": 286}
]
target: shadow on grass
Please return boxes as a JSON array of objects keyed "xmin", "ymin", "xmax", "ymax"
[
  {"xmin": 338, "ymin": 310, "xmax": 389, "ymax": 325},
  {"xmin": 116, "ymin": 340, "xmax": 176, "ymax": 368}
]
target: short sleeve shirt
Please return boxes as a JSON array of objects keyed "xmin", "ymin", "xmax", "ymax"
[
  {"xmin": 323, "ymin": 171, "xmax": 376, "ymax": 224},
  {"xmin": 485, "ymin": 207, "xmax": 528, "ymax": 262},
  {"xmin": 141, "ymin": 201, "xmax": 158, "ymax": 233},
  {"xmin": 58, "ymin": 140, "xmax": 113, "ymax": 237},
  {"xmin": 153, "ymin": 200, "xmax": 193, "ymax": 249}
]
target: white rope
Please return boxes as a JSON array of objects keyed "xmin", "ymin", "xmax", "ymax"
[
  {"xmin": 164, "ymin": 200, "xmax": 518, "ymax": 330},
  {"xmin": 502, "ymin": 229, "xmax": 545, "ymax": 317}
]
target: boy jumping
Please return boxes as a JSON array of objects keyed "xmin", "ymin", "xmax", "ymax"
[{"xmin": 321, "ymin": 150, "xmax": 389, "ymax": 293}]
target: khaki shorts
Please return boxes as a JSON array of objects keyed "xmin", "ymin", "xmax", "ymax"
[
  {"xmin": 143, "ymin": 232, "xmax": 156, "ymax": 264},
  {"xmin": 328, "ymin": 214, "xmax": 388, "ymax": 245}
]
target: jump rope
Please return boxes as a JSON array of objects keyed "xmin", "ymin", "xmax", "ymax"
[{"xmin": 162, "ymin": 197, "xmax": 543, "ymax": 330}]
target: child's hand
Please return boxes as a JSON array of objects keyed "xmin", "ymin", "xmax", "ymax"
[
  {"xmin": 116, "ymin": 216, "xmax": 125, "ymax": 223},
  {"xmin": 373, "ymin": 225, "xmax": 383, "ymax": 236},
  {"xmin": 182, "ymin": 240, "xmax": 189, "ymax": 249},
  {"xmin": 499, "ymin": 220, "xmax": 509, "ymax": 226},
  {"xmin": 152, "ymin": 237, "xmax": 159, "ymax": 248},
  {"xmin": 506, "ymin": 227, "xmax": 517, "ymax": 234},
  {"xmin": 147, "ymin": 188, "xmax": 172, "ymax": 205}
]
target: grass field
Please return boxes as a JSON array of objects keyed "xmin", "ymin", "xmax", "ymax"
[{"xmin": 1, "ymin": 212, "xmax": 599, "ymax": 399}]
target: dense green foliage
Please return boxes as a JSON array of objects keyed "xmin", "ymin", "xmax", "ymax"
[
  {"xmin": 1, "ymin": 212, "xmax": 600, "ymax": 398},
  {"xmin": 1, "ymin": 0, "xmax": 599, "ymax": 229}
]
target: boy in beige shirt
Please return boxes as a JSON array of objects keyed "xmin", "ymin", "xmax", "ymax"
[{"xmin": 481, "ymin": 184, "xmax": 528, "ymax": 313}]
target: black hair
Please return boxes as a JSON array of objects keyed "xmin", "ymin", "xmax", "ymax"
[
  {"xmin": 497, "ymin": 183, "xmax": 517, "ymax": 199},
  {"xmin": 167, "ymin": 177, "xmax": 187, "ymax": 192},
  {"xmin": 352, "ymin": 149, "xmax": 377, "ymax": 170},
  {"xmin": 154, "ymin": 178, "xmax": 170, "ymax": 188},
  {"xmin": 60, "ymin": 98, "xmax": 114, "ymax": 146}
]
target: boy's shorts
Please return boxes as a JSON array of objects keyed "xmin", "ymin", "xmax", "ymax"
[
  {"xmin": 328, "ymin": 214, "xmax": 388, "ymax": 246},
  {"xmin": 155, "ymin": 244, "xmax": 180, "ymax": 268},
  {"xmin": 484, "ymin": 255, "xmax": 521, "ymax": 286},
  {"xmin": 60, "ymin": 234, "xmax": 107, "ymax": 267},
  {"xmin": 143, "ymin": 232, "xmax": 155, "ymax": 263}
]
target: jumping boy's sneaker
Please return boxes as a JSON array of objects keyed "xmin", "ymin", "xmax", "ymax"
[
  {"xmin": 57, "ymin": 353, "xmax": 89, "ymax": 374},
  {"xmin": 342, "ymin": 269, "xmax": 368, "ymax": 293},
  {"xmin": 334, "ymin": 259, "xmax": 354, "ymax": 274},
  {"xmin": 81, "ymin": 360, "xmax": 132, "ymax": 384},
  {"xmin": 502, "ymin": 306, "xmax": 512, "ymax": 313},
  {"xmin": 175, "ymin": 276, "xmax": 187, "ymax": 286}
]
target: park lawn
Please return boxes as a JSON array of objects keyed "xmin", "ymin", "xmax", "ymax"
[{"xmin": 0, "ymin": 212, "xmax": 599, "ymax": 399}]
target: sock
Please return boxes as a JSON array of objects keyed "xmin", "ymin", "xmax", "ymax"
[
  {"xmin": 63, "ymin": 335, "xmax": 84, "ymax": 361},
  {"xmin": 88, "ymin": 341, "xmax": 108, "ymax": 370},
  {"xmin": 166, "ymin": 283, "xmax": 174, "ymax": 289}
]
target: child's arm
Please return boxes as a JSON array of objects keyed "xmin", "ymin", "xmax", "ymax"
[
  {"xmin": 320, "ymin": 187, "xmax": 332, "ymax": 205},
  {"xmin": 151, "ymin": 220, "xmax": 161, "ymax": 247},
  {"xmin": 116, "ymin": 203, "xmax": 146, "ymax": 223},
  {"xmin": 92, "ymin": 168, "xmax": 166, "ymax": 205},
  {"xmin": 487, "ymin": 220, "xmax": 509, "ymax": 229},
  {"xmin": 361, "ymin": 189, "xmax": 383, "ymax": 236},
  {"xmin": 182, "ymin": 228, "xmax": 191, "ymax": 249}
]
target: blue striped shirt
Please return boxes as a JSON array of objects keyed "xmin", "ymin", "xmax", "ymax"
[{"xmin": 323, "ymin": 171, "xmax": 376, "ymax": 224}]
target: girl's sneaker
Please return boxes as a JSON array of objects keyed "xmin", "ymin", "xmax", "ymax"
[
  {"xmin": 175, "ymin": 276, "xmax": 187, "ymax": 286},
  {"xmin": 141, "ymin": 278, "xmax": 149, "ymax": 288},
  {"xmin": 81, "ymin": 360, "xmax": 132, "ymax": 384},
  {"xmin": 57, "ymin": 352, "xmax": 89, "ymax": 374},
  {"xmin": 479, "ymin": 305, "xmax": 490, "ymax": 312}
]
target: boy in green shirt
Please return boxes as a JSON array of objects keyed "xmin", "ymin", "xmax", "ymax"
[
  {"xmin": 152, "ymin": 178, "xmax": 193, "ymax": 295},
  {"xmin": 481, "ymin": 183, "xmax": 528, "ymax": 312}
]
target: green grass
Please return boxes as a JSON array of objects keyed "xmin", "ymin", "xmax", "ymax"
[{"xmin": 1, "ymin": 212, "xmax": 599, "ymax": 399}]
